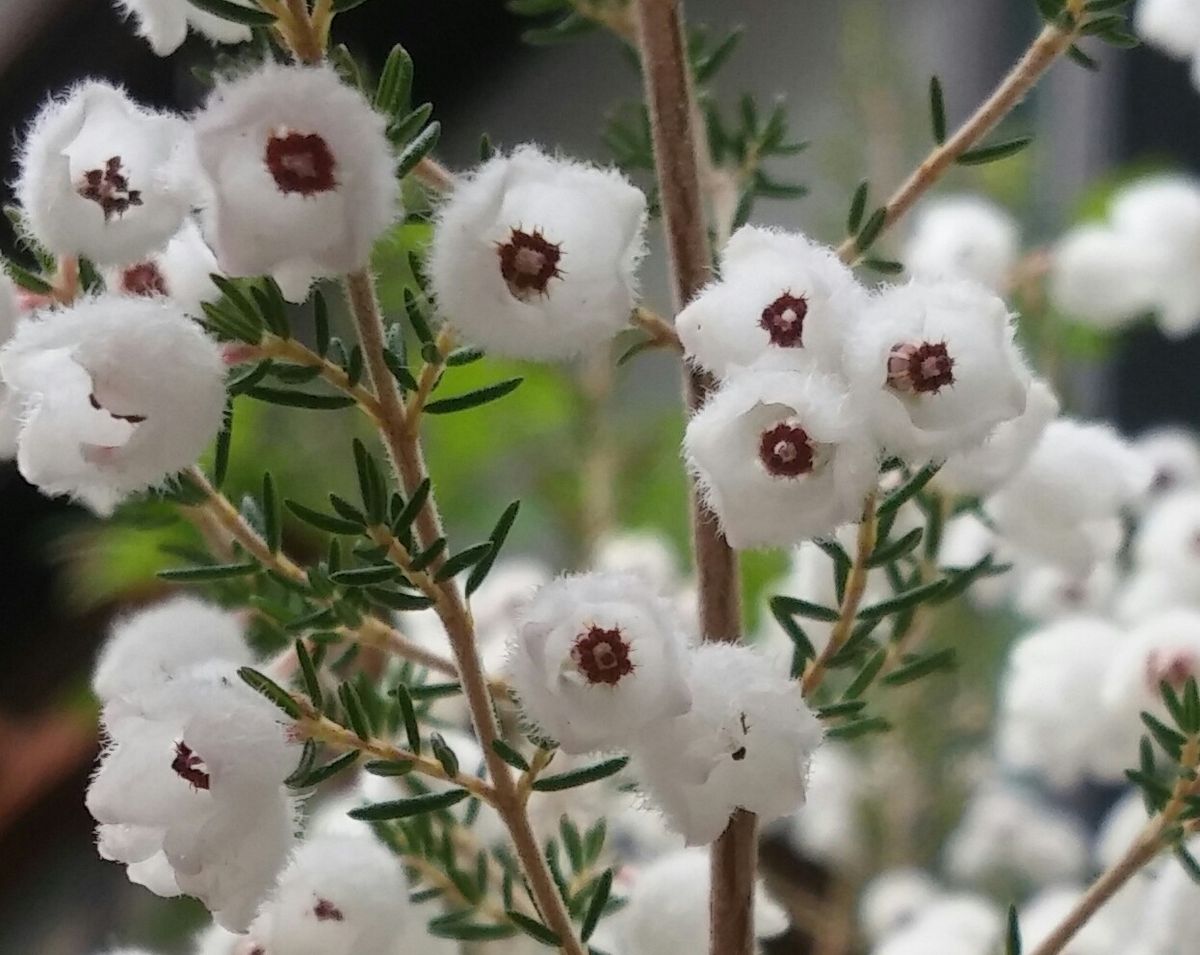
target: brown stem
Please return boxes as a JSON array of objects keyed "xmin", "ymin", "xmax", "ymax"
[
  {"xmin": 633, "ymin": 3, "xmax": 753, "ymax": 955},
  {"xmin": 834, "ymin": 23, "xmax": 1076, "ymax": 265}
]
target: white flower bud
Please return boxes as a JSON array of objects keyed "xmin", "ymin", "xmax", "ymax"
[
  {"xmin": 1014, "ymin": 561, "xmax": 1117, "ymax": 622},
  {"xmin": 17, "ymin": 82, "xmax": 198, "ymax": 265},
  {"xmin": 674, "ymin": 225, "xmax": 865, "ymax": 378},
  {"xmin": 592, "ymin": 530, "xmax": 681, "ymax": 594},
  {"xmin": 985, "ymin": 420, "xmax": 1151, "ymax": 572},
  {"xmin": 684, "ymin": 370, "xmax": 879, "ymax": 550},
  {"xmin": 427, "ymin": 145, "xmax": 646, "ymax": 360},
  {"xmin": 0, "ymin": 296, "xmax": 227, "ymax": 515},
  {"xmin": 1049, "ymin": 225, "xmax": 1160, "ymax": 332},
  {"xmin": 105, "ymin": 219, "xmax": 222, "ymax": 318},
  {"xmin": 903, "ymin": 196, "xmax": 1019, "ymax": 291},
  {"xmin": 114, "ymin": 0, "xmax": 254, "ymax": 57},
  {"xmin": 632, "ymin": 643, "xmax": 823, "ymax": 845},
  {"xmin": 846, "ymin": 279, "xmax": 1029, "ymax": 462},
  {"xmin": 506, "ymin": 572, "xmax": 692, "ymax": 754},
  {"xmin": 859, "ymin": 869, "xmax": 940, "ymax": 944},
  {"xmin": 1136, "ymin": 0, "xmax": 1200, "ymax": 63},
  {"xmin": 1134, "ymin": 427, "xmax": 1200, "ymax": 504},
  {"xmin": 1131, "ymin": 492, "xmax": 1200, "ymax": 591},
  {"xmin": 194, "ymin": 65, "xmax": 398, "ymax": 294},
  {"xmin": 250, "ymin": 835, "xmax": 411, "ymax": 955},
  {"xmin": 783, "ymin": 743, "xmax": 867, "ymax": 869},
  {"xmin": 1103, "ymin": 609, "xmax": 1200, "ymax": 733}
]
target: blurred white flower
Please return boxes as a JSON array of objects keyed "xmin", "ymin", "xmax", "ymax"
[
  {"xmin": 114, "ymin": 0, "xmax": 254, "ymax": 56},
  {"xmin": 1014, "ymin": 561, "xmax": 1117, "ymax": 622},
  {"xmin": 783, "ymin": 743, "xmax": 867, "ymax": 870},
  {"xmin": 1132, "ymin": 427, "xmax": 1200, "ymax": 504},
  {"xmin": 860, "ymin": 869, "xmax": 941, "ymax": 944},
  {"xmin": 903, "ymin": 196, "xmax": 1019, "ymax": 291},
  {"xmin": 1020, "ymin": 885, "xmax": 1124, "ymax": 955},
  {"xmin": 1049, "ymin": 225, "xmax": 1160, "ymax": 333},
  {"xmin": 937, "ymin": 513, "xmax": 1017, "ymax": 609},
  {"xmin": 428, "ymin": 145, "xmax": 646, "ymax": 359},
  {"xmin": 592, "ymin": 529, "xmax": 682, "ymax": 594},
  {"xmin": 872, "ymin": 894, "xmax": 1002, "ymax": 955},
  {"xmin": 0, "ymin": 295, "xmax": 226, "ymax": 515},
  {"xmin": 1131, "ymin": 491, "xmax": 1200, "ymax": 592},
  {"xmin": 1103, "ymin": 609, "xmax": 1200, "ymax": 738},
  {"xmin": 1135, "ymin": 0, "xmax": 1200, "ymax": 61}
]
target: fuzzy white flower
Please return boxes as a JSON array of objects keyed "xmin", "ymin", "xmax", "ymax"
[
  {"xmin": 592, "ymin": 530, "xmax": 681, "ymax": 594},
  {"xmin": 1049, "ymin": 225, "xmax": 1161, "ymax": 332},
  {"xmin": 1134, "ymin": 427, "xmax": 1200, "ymax": 503},
  {"xmin": 249, "ymin": 835, "xmax": 410, "ymax": 955},
  {"xmin": 1114, "ymin": 569, "xmax": 1200, "ymax": 625},
  {"xmin": 0, "ymin": 296, "xmax": 226, "ymax": 515},
  {"xmin": 846, "ymin": 279, "xmax": 1029, "ymax": 462},
  {"xmin": 997, "ymin": 618, "xmax": 1129, "ymax": 789},
  {"xmin": 88, "ymin": 662, "xmax": 299, "ymax": 931},
  {"xmin": 194, "ymin": 64, "xmax": 398, "ymax": 300},
  {"xmin": 1132, "ymin": 491, "xmax": 1200, "ymax": 591},
  {"xmin": 428, "ymin": 145, "xmax": 646, "ymax": 360},
  {"xmin": 115, "ymin": 0, "xmax": 254, "ymax": 57},
  {"xmin": 633, "ymin": 642, "xmax": 823, "ymax": 845},
  {"xmin": 985, "ymin": 419, "xmax": 1151, "ymax": 572},
  {"xmin": 937, "ymin": 379, "xmax": 1059, "ymax": 496},
  {"xmin": 1014, "ymin": 561, "xmax": 1117, "ymax": 622},
  {"xmin": 17, "ymin": 82, "xmax": 198, "ymax": 265},
  {"xmin": 0, "ymin": 276, "xmax": 21, "ymax": 458},
  {"xmin": 191, "ymin": 924, "xmax": 260, "ymax": 955},
  {"xmin": 903, "ymin": 196, "xmax": 1019, "ymax": 291},
  {"xmin": 1135, "ymin": 0, "xmax": 1200, "ymax": 60},
  {"xmin": 872, "ymin": 894, "xmax": 1002, "ymax": 955},
  {"xmin": 685, "ymin": 371, "xmax": 878, "ymax": 550},
  {"xmin": 783, "ymin": 743, "xmax": 867, "ymax": 870},
  {"xmin": 507, "ymin": 572, "xmax": 692, "ymax": 753},
  {"xmin": 674, "ymin": 225, "xmax": 865, "ymax": 378},
  {"xmin": 614, "ymin": 848, "xmax": 788, "ymax": 955},
  {"xmin": 860, "ymin": 869, "xmax": 941, "ymax": 944},
  {"xmin": 1103, "ymin": 610, "xmax": 1200, "ymax": 734},
  {"xmin": 943, "ymin": 783, "xmax": 1090, "ymax": 887},
  {"xmin": 105, "ymin": 219, "xmax": 222, "ymax": 318}
]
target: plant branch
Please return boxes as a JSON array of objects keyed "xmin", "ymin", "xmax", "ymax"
[
  {"xmin": 254, "ymin": 334, "xmax": 384, "ymax": 420},
  {"xmin": 834, "ymin": 22, "xmax": 1077, "ymax": 265},
  {"xmin": 632, "ymin": 2, "xmax": 753, "ymax": 955}
]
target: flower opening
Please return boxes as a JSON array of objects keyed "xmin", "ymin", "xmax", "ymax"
[
  {"xmin": 571, "ymin": 625, "xmax": 634, "ymax": 686},
  {"xmin": 759, "ymin": 292, "xmax": 808, "ymax": 347},
  {"xmin": 77, "ymin": 156, "xmax": 142, "ymax": 221},
  {"xmin": 171, "ymin": 740, "xmax": 211, "ymax": 791},
  {"xmin": 758, "ymin": 421, "xmax": 815, "ymax": 478},
  {"xmin": 121, "ymin": 261, "xmax": 168, "ymax": 298},
  {"xmin": 887, "ymin": 340, "xmax": 956, "ymax": 394},
  {"xmin": 497, "ymin": 228, "xmax": 563, "ymax": 301},
  {"xmin": 265, "ymin": 130, "xmax": 337, "ymax": 196}
]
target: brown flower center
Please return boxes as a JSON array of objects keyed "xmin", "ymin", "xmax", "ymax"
[
  {"xmin": 887, "ymin": 341, "xmax": 955, "ymax": 394},
  {"xmin": 314, "ymin": 898, "xmax": 344, "ymax": 921},
  {"xmin": 121, "ymin": 262, "xmax": 167, "ymax": 298},
  {"xmin": 759, "ymin": 422, "xmax": 815, "ymax": 478},
  {"xmin": 171, "ymin": 741, "xmax": 210, "ymax": 791},
  {"xmin": 265, "ymin": 131, "xmax": 337, "ymax": 196},
  {"xmin": 77, "ymin": 156, "xmax": 142, "ymax": 221},
  {"xmin": 760, "ymin": 292, "xmax": 808, "ymax": 347},
  {"xmin": 497, "ymin": 228, "xmax": 563, "ymax": 301},
  {"xmin": 571, "ymin": 625, "xmax": 634, "ymax": 686}
]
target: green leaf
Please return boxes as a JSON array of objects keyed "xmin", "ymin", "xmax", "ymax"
[
  {"xmin": 467, "ymin": 501, "xmax": 520, "ymax": 596},
  {"xmin": 1066, "ymin": 43, "xmax": 1100, "ymax": 70},
  {"xmin": 521, "ymin": 11, "xmax": 598, "ymax": 45},
  {"xmin": 244, "ymin": 386, "xmax": 356, "ymax": 410},
  {"xmin": 881, "ymin": 648, "xmax": 957, "ymax": 686},
  {"xmin": 879, "ymin": 463, "xmax": 940, "ymax": 515},
  {"xmin": 491, "ymin": 739, "xmax": 531, "ymax": 772},
  {"xmin": 4, "ymin": 259, "xmax": 51, "ymax": 293},
  {"xmin": 424, "ymin": 378, "xmax": 524, "ymax": 415},
  {"xmin": 365, "ymin": 588, "xmax": 435, "ymax": 611},
  {"xmin": 428, "ymin": 921, "xmax": 518, "ymax": 941},
  {"xmin": 436, "ymin": 541, "xmax": 494, "ymax": 582},
  {"xmin": 846, "ymin": 180, "xmax": 869, "ymax": 234},
  {"xmin": 333, "ymin": 0, "xmax": 372, "ymax": 11},
  {"xmin": 1141, "ymin": 711, "xmax": 1186, "ymax": 759},
  {"xmin": 157, "ymin": 562, "xmax": 259, "ymax": 582},
  {"xmin": 694, "ymin": 28, "xmax": 744, "ymax": 83},
  {"xmin": 858, "ymin": 579, "xmax": 947, "ymax": 621},
  {"xmin": 295, "ymin": 639, "xmax": 323, "ymax": 709},
  {"xmin": 408, "ymin": 681, "xmax": 462, "ymax": 701},
  {"xmin": 292, "ymin": 750, "xmax": 360, "ymax": 788},
  {"xmin": 185, "ymin": 0, "xmax": 278, "ymax": 25},
  {"xmin": 826, "ymin": 716, "xmax": 891, "ymax": 741},
  {"xmin": 430, "ymin": 732, "xmax": 460, "ymax": 777},
  {"xmin": 768, "ymin": 600, "xmax": 816, "ymax": 663},
  {"xmin": 1006, "ymin": 904, "xmax": 1022, "ymax": 955},
  {"xmin": 338, "ymin": 681, "xmax": 373, "ymax": 739},
  {"xmin": 768, "ymin": 594, "xmax": 840, "ymax": 623},
  {"xmin": 956, "ymin": 137, "xmax": 1033, "ymax": 166},
  {"xmin": 855, "ymin": 206, "xmax": 888, "ymax": 253},
  {"xmin": 397, "ymin": 122, "xmax": 442, "ymax": 179},
  {"xmin": 364, "ymin": 758, "xmax": 415, "ymax": 776},
  {"xmin": 394, "ymin": 683, "xmax": 421, "ymax": 754},
  {"xmin": 349, "ymin": 788, "xmax": 469, "ymax": 820},
  {"xmin": 929, "ymin": 75, "xmax": 947, "ymax": 143},
  {"xmin": 533, "ymin": 756, "xmax": 628, "ymax": 792},
  {"xmin": 238, "ymin": 666, "xmax": 302, "ymax": 719},
  {"xmin": 375, "ymin": 44, "xmax": 414, "ymax": 118},
  {"xmin": 867, "ymin": 528, "xmax": 924, "ymax": 568},
  {"xmin": 842, "ymin": 649, "xmax": 887, "ymax": 700},
  {"xmin": 330, "ymin": 565, "xmax": 401, "ymax": 587},
  {"xmin": 1176, "ymin": 845, "xmax": 1200, "ymax": 885},
  {"xmin": 286, "ymin": 499, "xmax": 364, "ymax": 535},
  {"xmin": 507, "ymin": 910, "xmax": 561, "ymax": 946},
  {"xmin": 816, "ymin": 700, "xmax": 867, "ymax": 721},
  {"xmin": 261, "ymin": 471, "xmax": 281, "ymax": 553}
]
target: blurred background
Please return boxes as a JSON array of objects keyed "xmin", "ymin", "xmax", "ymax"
[{"xmin": 0, "ymin": 0, "xmax": 1194, "ymax": 952}]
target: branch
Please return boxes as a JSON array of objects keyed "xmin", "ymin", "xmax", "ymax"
[
  {"xmin": 834, "ymin": 22, "xmax": 1077, "ymax": 265},
  {"xmin": 632, "ymin": 2, "xmax": 753, "ymax": 955}
]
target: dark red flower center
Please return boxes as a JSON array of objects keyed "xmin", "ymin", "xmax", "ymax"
[
  {"xmin": 887, "ymin": 341, "xmax": 955, "ymax": 394},
  {"xmin": 78, "ymin": 156, "xmax": 142, "ymax": 221},
  {"xmin": 497, "ymin": 228, "xmax": 563, "ymax": 301},
  {"xmin": 759, "ymin": 422, "xmax": 815, "ymax": 478},
  {"xmin": 121, "ymin": 262, "xmax": 167, "ymax": 298},
  {"xmin": 313, "ymin": 898, "xmax": 344, "ymax": 921},
  {"xmin": 571, "ymin": 625, "xmax": 634, "ymax": 686},
  {"xmin": 171, "ymin": 741, "xmax": 210, "ymax": 791},
  {"xmin": 760, "ymin": 292, "xmax": 808, "ymax": 347},
  {"xmin": 265, "ymin": 131, "xmax": 337, "ymax": 196}
]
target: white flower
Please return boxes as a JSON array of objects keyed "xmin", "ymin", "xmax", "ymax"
[
  {"xmin": 1132, "ymin": 492, "xmax": 1200, "ymax": 592},
  {"xmin": 1136, "ymin": 839, "xmax": 1200, "ymax": 952},
  {"xmin": 903, "ymin": 196, "xmax": 1019, "ymax": 292},
  {"xmin": 88, "ymin": 662, "xmax": 299, "ymax": 931},
  {"xmin": 114, "ymin": 0, "xmax": 254, "ymax": 57},
  {"xmin": 194, "ymin": 65, "xmax": 398, "ymax": 298},
  {"xmin": 859, "ymin": 869, "xmax": 940, "ymax": 944},
  {"xmin": 0, "ymin": 276, "xmax": 22, "ymax": 458},
  {"xmin": 427, "ymin": 145, "xmax": 646, "ymax": 360},
  {"xmin": 872, "ymin": 894, "xmax": 1002, "ymax": 955},
  {"xmin": 191, "ymin": 924, "xmax": 259, "ymax": 955},
  {"xmin": 943, "ymin": 783, "xmax": 1090, "ymax": 887},
  {"xmin": 1103, "ymin": 610, "xmax": 1200, "ymax": 734},
  {"xmin": 1020, "ymin": 885, "xmax": 1124, "ymax": 955},
  {"xmin": 1049, "ymin": 225, "xmax": 1161, "ymax": 332},
  {"xmin": 1014, "ymin": 561, "xmax": 1117, "ymax": 622},
  {"xmin": 1135, "ymin": 0, "xmax": 1200, "ymax": 63},
  {"xmin": 1095, "ymin": 790, "xmax": 1151, "ymax": 871},
  {"xmin": 249, "ymin": 835, "xmax": 411, "ymax": 955},
  {"xmin": 613, "ymin": 848, "xmax": 788, "ymax": 955},
  {"xmin": 684, "ymin": 370, "xmax": 879, "ymax": 550},
  {"xmin": 592, "ymin": 530, "xmax": 682, "ymax": 594},
  {"xmin": 937, "ymin": 513, "xmax": 1017, "ymax": 609},
  {"xmin": 783, "ymin": 744, "xmax": 867, "ymax": 870},
  {"xmin": 105, "ymin": 219, "xmax": 222, "ymax": 318},
  {"xmin": 1134, "ymin": 427, "xmax": 1200, "ymax": 503},
  {"xmin": 507, "ymin": 572, "xmax": 693, "ymax": 754},
  {"xmin": 0, "ymin": 296, "xmax": 226, "ymax": 515},
  {"xmin": 632, "ymin": 642, "xmax": 823, "ymax": 845},
  {"xmin": 985, "ymin": 419, "xmax": 1151, "ymax": 572},
  {"xmin": 674, "ymin": 225, "xmax": 865, "ymax": 378},
  {"xmin": 846, "ymin": 279, "xmax": 1029, "ymax": 463},
  {"xmin": 937, "ymin": 379, "xmax": 1059, "ymax": 496},
  {"xmin": 16, "ymin": 82, "xmax": 198, "ymax": 265},
  {"xmin": 997, "ymin": 618, "xmax": 1129, "ymax": 789},
  {"xmin": 1114, "ymin": 568, "xmax": 1200, "ymax": 625}
]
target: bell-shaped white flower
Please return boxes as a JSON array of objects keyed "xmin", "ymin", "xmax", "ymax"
[
  {"xmin": 985, "ymin": 419, "xmax": 1151, "ymax": 572},
  {"xmin": 0, "ymin": 296, "xmax": 227, "ymax": 515},
  {"xmin": 88, "ymin": 662, "xmax": 299, "ymax": 931},
  {"xmin": 1048, "ymin": 225, "xmax": 1161, "ymax": 333},
  {"xmin": 846, "ymin": 280, "xmax": 1029, "ymax": 463},
  {"xmin": 194, "ymin": 65, "xmax": 398, "ymax": 298},
  {"xmin": 427, "ymin": 145, "xmax": 646, "ymax": 360},
  {"xmin": 633, "ymin": 642, "xmax": 823, "ymax": 845},
  {"xmin": 114, "ymin": 0, "xmax": 254, "ymax": 57},
  {"xmin": 1133, "ymin": 426, "xmax": 1200, "ymax": 504},
  {"xmin": 1131, "ymin": 491, "xmax": 1200, "ymax": 595},
  {"xmin": 903, "ymin": 196, "xmax": 1019, "ymax": 292},
  {"xmin": 249, "ymin": 835, "xmax": 411, "ymax": 955},
  {"xmin": 684, "ymin": 370, "xmax": 879, "ymax": 550},
  {"xmin": 105, "ymin": 219, "xmax": 222, "ymax": 318},
  {"xmin": 17, "ymin": 82, "xmax": 197, "ymax": 265},
  {"xmin": 872, "ymin": 894, "xmax": 1002, "ymax": 955},
  {"xmin": 1103, "ymin": 610, "xmax": 1200, "ymax": 736},
  {"xmin": 674, "ymin": 225, "xmax": 866, "ymax": 378},
  {"xmin": 860, "ymin": 869, "xmax": 941, "ymax": 944},
  {"xmin": 592, "ymin": 530, "xmax": 682, "ymax": 595},
  {"xmin": 1136, "ymin": 0, "xmax": 1200, "ymax": 64},
  {"xmin": 506, "ymin": 572, "xmax": 692, "ymax": 754},
  {"xmin": 783, "ymin": 743, "xmax": 868, "ymax": 870}
]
